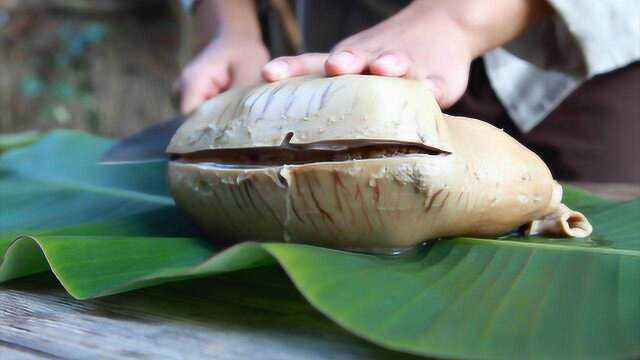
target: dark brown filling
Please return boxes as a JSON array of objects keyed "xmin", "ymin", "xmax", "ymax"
[{"xmin": 171, "ymin": 133, "xmax": 449, "ymax": 166}]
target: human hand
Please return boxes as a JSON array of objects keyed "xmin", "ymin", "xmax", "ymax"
[
  {"xmin": 262, "ymin": 0, "xmax": 550, "ymax": 108},
  {"xmin": 176, "ymin": 0, "xmax": 268, "ymax": 114},
  {"xmin": 177, "ymin": 37, "xmax": 269, "ymax": 114}
]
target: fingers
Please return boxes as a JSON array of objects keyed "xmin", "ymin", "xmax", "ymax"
[
  {"xmin": 260, "ymin": 48, "xmax": 465, "ymax": 109},
  {"xmin": 262, "ymin": 53, "xmax": 328, "ymax": 81},
  {"xmin": 427, "ymin": 73, "xmax": 468, "ymax": 109},
  {"xmin": 263, "ymin": 50, "xmax": 412, "ymax": 81},
  {"xmin": 421, "ymin": 76, "xmax": 445, "ymax": 107},
  {"xmin": 178, "ymin": 64, "xmax": 230, "ymax": 114},
  {"xmin": 180, "ymin": 80, "xmax": 219, "ymax": 114},
  {"xmin": 325, "ymin": 50, "xmax": 368, "ymax": 76},
  {"xmin": 368, "ymin": 51, "xmax": 411, "ymax": 77}
]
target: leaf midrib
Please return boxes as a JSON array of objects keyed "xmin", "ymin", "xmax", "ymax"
[{"xmin": 452, "ymin": 237, "xmax": 640, "ymax": 257}]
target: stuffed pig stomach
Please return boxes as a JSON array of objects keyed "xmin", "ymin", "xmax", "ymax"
[{"xmin": 167, "ymin": 75, "xmax": 592, "ymax": 254}]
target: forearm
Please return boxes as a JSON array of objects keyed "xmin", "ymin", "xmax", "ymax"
[
  {"xmin": 410, "ymin": 0, "xmax": 553, "ymax": 58},
  {"xmin": 193, "ymin": 0, "xmax": 262, "ymax": 43}
]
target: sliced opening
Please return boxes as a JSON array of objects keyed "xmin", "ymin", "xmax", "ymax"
[{"xmin": 171, "ymin": 132, "xmax": 449, "ymax": 166}]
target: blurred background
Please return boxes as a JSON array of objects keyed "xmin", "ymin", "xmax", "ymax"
[
  {"xmin": 0, "ymin": 0, "xmax": 298, "ymax": 141},
  {"xmin": 0, "ymin": 0, "xmax": 185, "ymax": 138}
]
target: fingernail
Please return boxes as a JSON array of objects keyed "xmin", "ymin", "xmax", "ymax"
[
  {"xmin": 264, "ymin": 60, "xmax": 289, "ymax": 80},
  {"xmin": 329, "ymin": 51, "xmax": 355, "ymax": 66},
  {"xmin": 375, "ymin": 54, "xmax": 400, "ymax": 69}
]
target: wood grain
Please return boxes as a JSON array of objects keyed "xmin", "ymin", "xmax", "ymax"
[{"xmin": 0, "ymin": 267, "xmax": 421, "ymax": 360}]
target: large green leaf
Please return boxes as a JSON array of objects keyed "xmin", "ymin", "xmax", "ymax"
[
  {"xmin": 1, "ymin": 130, "xmax": 638, "ymax": 360},
  {"xmin": 0, "ymin": 130, "xmax": 41, "ymax": 152}
]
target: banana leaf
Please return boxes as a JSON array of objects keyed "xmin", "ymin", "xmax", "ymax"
[
  {"xmin": 0, "ymin": 130, "xmax": 41, "ymax": 153},
  {"xmin": 1, "ymin": 130, "xmax": 638, "ymax": 360}
]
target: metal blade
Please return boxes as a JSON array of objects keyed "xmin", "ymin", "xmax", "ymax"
[{"xmin": 99, "ymin": 116, "xmax": 184, "ymax": 164}]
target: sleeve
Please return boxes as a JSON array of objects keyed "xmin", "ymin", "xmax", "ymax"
[
  {"xmin": 483, "ymin": 0, "xmax": 640, "ymax": 132},
  {"xmin": 546, "ymin": 0, "xmax": 640, "ymax": 77}
]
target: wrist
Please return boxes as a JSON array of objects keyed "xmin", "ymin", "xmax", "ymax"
[
  {"xmin": 412, "ymin": 0, "xmax": 552, "ymax": 58},
  {"xmin": 195, "ymin": 0, "xmax": 263, "ymax": 44}
]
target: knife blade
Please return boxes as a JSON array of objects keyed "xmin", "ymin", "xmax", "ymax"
[{"xmin": 99, "ymin": 116, "xmax": 184, "ymax": 164}]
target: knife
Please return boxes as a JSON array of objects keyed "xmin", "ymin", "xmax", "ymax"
[{"xmin": 99, "ymin": 116, "xmax": 184, "ymax": 164}]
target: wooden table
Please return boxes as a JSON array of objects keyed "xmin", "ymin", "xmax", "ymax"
[{"xmin": 1, "ymin": 183, "xmax": 638, "ymax": 360}]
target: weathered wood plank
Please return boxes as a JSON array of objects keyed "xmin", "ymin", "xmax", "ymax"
[
  {"xmin": 0, "ymin": 268, "xmax": 420, "ymax": 360},
  {"xmin": 0, "ymin": 338, "xmax": 62, "ymax": 360}
]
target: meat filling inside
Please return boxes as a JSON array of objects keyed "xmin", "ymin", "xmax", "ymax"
[{"xmin": 172, "ymin": 134, "xmax": 449, "ymax": 166}]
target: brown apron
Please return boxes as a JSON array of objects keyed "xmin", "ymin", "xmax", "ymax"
[{"xmin": 450, "ymin": 61, "xmax": 640, "ymax": 183}]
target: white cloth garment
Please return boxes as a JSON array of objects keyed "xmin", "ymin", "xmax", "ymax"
[{"xmin": 484, "ymin": 0, "xmax": 640, "ymax": 131}]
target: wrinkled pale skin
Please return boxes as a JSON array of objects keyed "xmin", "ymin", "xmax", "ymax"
[{"xmin": 168, "ymin": 75, "xmax": 592, "ymax": 253}]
